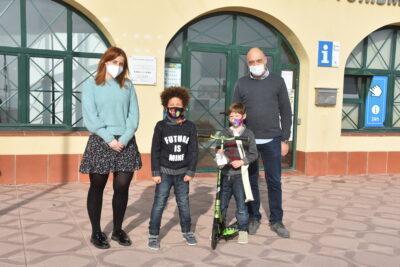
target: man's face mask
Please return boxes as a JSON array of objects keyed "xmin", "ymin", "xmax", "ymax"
[
  {"xmin": 249, "ymin": 64, "xmax": 265, "ymax": 77},
  {"xmin": 167, "ymin": 107, "xmax": 184, "ymax": 119}
]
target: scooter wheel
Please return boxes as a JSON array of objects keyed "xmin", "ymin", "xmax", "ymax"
[{"xmin": 211, "ymin": 220, "xmax": 220, "ymax": 250}]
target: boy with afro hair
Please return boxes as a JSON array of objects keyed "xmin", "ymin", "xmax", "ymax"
[{"xmin": 148, "ymin": 87, "xmax": 198, "ymax": 250}]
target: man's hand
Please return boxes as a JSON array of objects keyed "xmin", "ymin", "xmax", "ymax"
[
  {"xmin": 108, "ymin": 139, "xmax": 124, "ymax": 152},
  {"xmin": 281, "ymin": 142, "xmax": 289, "ymax": 157},
  {"xmin": 152, "ymin": 176, "xmax": 161, "ymax": 184},
  {"xmin": 231, "ymin": 160, "xmax": 244, "ymax": 169},
  {"xmin": 183, "ymin": 175, "xmax": 193, "ymax": 182}
]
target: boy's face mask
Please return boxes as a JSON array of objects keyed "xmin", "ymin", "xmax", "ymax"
[
  {"xmin": 167, "ymin": 107, "xmax": 185, "ymax": 119},
  {"xmin": 229, "ymin": 112, "xmax": 245, "ymax": 128},
  {"xmin": 232, "ymin": 118, "xmax": 244, "ymax": 127}
]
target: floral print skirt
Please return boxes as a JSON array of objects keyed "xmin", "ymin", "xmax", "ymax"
[{"xmin": 79, "ymin": 134, "xmax": 142, "ymax": 174}]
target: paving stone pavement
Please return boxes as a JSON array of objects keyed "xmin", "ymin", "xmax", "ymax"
[{"xmin": 0, "ymin": 175, "xmax": 399, "ymax": 267}]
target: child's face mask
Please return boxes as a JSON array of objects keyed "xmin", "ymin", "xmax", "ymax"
[
  {"xmin": 167, "ymin": 107, "xmax": 184, "ymax": 119},
  {"xmin": 229, "ymin": 112, "xmax": 245, "ymax": 128},
  {"xmin": 232, "ymin": 118, "xmax": 244, "ymax": 127}
]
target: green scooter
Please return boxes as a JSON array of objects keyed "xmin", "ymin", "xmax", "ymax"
[{"xmin": 198, "ymin": 131, "xmax": 249, "ymax": 250}]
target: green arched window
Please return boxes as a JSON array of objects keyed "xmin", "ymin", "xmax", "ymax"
[
  {"xmin": 0, "ymin": 0, "xmax": 109, "ymax": 129},
  {"xmin": 165, "ymin": 13, "xmax": 299, "ymax": 170},
  {"xmin": 342, "ymin": 27, "xmax": 400, "ymax": 131}
]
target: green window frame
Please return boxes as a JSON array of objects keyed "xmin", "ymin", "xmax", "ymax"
[
  {"xmin": 165, "ymin": 12, "xmax": 300, "ymax": 171},
  {"xmin": 0, "ymin": 0, "xmax": 110, "ymax": 130},
  {"xmin": 342, "ymin": 27, "xmax": 400, "ymax": 132}
]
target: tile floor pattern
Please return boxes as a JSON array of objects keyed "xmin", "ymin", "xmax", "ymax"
[{"xmin": 0, "ymin": 175, "xmax": 399, "ymax": 267}]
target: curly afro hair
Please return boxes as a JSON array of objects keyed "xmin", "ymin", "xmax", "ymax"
[{"xmin": 160, "ymin": 87, "xmax": 190, "ymax": 108}]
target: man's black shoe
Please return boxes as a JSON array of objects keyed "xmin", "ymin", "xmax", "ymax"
[
  {"xmin": 270, "ymin": 222, "xmax": 290, "ymax": 238},
  {"xmin": 111, "ymin": 229, "xmax": 132, "ymax": 246},
  {"xmin": 90, "ymin": 231, "xmax": 110, "ymax": 249}
]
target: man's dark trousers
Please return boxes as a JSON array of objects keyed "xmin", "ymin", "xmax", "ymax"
[{"xmin": 247, "ymin": 137, "xmax": 283, "ymax": 224}]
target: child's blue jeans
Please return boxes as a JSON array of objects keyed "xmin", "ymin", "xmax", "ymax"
[
  {"xmin": 220, "ymin": 173, "xmax": 249, "ymax": 231},
  {"xmin": 149, "ymin": 173, "xmax": 191, "ymax": 235}
]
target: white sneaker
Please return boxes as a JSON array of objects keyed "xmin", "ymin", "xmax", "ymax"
[{"xmin": 237, "ymin": 231, "xmax": 248, "ymax": 244}]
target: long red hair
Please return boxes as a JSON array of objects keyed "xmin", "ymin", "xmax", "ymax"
[{"xmin": 95, "ymin": 47, "xmax": 130, "ymax": 88}]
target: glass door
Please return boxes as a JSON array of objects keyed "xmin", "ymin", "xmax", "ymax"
[{"xmin": 187, "ymin": 50, "xmax": 229, "ymax": 169}]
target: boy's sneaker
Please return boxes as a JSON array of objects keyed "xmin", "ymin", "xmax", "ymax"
[
  {"xmin": 148, "ymin": 235, "xmax": 160, "ymax": 250},
  {"xmin": 270, "ymin": 222, "xmax": 290, "ymax": 238},
  {"xmin": 182, "ymin": 232, "xmax": 197, "ymax": 246},
  {"xmin": 248, "ymin": 219, "xmax": 261, "ymax": 235},
  {"xmin": 238, "ymin": 231, "xmax": 248, "ymax": 244}
]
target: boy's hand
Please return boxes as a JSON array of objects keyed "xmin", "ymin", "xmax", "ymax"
[
  {"xmin": 184, "ymin": 175, "xmax": 193, "ymax": 182},
  {"xmin": 231, "ymin": 160, "xmax": 244, "ymax": 169},
  {"xmin": 152, "ymin": 176, "xmax": 161, "ymax": 184},
  {"xmin": 216, "ymin": 149, "xmax": 224, "ymax": 154}
]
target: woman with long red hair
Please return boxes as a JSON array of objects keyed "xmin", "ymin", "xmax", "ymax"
[{"xmin": 79, "ymin": 47, "xmax": 141, "ymax": 249}]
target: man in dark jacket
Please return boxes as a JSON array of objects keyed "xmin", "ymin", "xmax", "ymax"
[{"xmin": 233, "ymin": 47, "xmax": 292, "ymax": 238}]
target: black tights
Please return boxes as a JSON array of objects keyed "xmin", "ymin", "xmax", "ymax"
[{"xmin": 87, "ymin": 172, "xmax": 133, "ymax": 234}]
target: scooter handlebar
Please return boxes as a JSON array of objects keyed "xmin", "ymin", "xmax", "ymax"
[
  {"xmin": 197, "ymin": 133, "xmax": 249, "ymax": 142},
  {"xmin": 197, "ymin": 134, "xmax": 212, "ymax": 139}
]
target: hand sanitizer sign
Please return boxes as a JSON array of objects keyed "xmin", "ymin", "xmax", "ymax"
[
  {"xmin": 365, "ymin": 76, "xmax": 388, "ymax": 128},
  {"xmin": 318, "ymin": 41, "xmax": 340, "ymax": 67}
]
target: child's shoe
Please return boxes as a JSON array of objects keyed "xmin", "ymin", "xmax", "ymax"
[
  {"xmin": 238, "ymin": 231, "xmax": 248, "ymax": 244},
  {"xmin": 182, "ymin": 232, "xmax": 197, "ymax": 246},
  {"xmin": 148, "ymin": 235, "xmax": 160, "ymax": 250}
]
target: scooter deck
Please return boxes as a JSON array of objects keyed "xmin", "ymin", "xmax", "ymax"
[{"xmin": 211, "ymin": 219, "xmax": 239, "ymax": 249}]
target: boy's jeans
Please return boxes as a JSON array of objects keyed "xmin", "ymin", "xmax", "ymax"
[
  {"xmin": 220, "ymin": 174, "xmax": 249, "ymax": 231},
  {"xmin": 149, "ymin": 173, "xmax": 191, "ymax": 235}
]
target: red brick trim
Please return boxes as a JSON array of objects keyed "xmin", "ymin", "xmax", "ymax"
[
  {"xmin": 341, "ymin": 132, "xmax": 400, "ymax": 136},
  {"xmin": 0, "ymin": 131, "xmax": 90, "ymax": 136},
  {"xmin": 1, "ymin": 151, "xmax": 399, "ymax": 184},
  {"xmin": 296, "ymin": 150, "xmax": 398, "ymax": 176}
]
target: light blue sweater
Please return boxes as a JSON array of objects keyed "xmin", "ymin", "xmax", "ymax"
[{"xmin": 82, "ymin": 78, "xmax": 139, "ymax": 146}]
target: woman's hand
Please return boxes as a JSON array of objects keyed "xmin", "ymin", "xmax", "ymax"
[
  {"xmin": 183, "ymin": 175, "xmax": 193, "ymax": 182},
  {"xmin": 108, "ymin": 139, "xmax": 124, "ymax": 152},
  {"xmin": 231, "ymin": 160, "xmax": 244, "ymax": 169},
  {"xmin": 152, "ymin": 176, "xmax": 161, "ymax": 184}
]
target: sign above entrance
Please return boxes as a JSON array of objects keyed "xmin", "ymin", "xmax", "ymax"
[
  {"xmin": 318, "ymin": 41, "xmax": 340, "ymax": 67},
  {"xmin": 337, "ymin": 0, "xmax": 400, "ymax": 7},
  {"xmin": 129, "ymin": 56, "xmax": 157, "ymax": 85},
  {"xmin": 365, "ymin": 76, "xmax": 388, "ymax": 128}
]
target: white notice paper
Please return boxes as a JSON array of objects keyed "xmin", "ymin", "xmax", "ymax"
[
  {"xmin": 129, "ymin": 56, "xmax": 157, "ymax": 85},
  {"xmin": 281, "ymin": 70, "xmax": 295, "ymax": 141},
  {"xmin": 164, "ymin": 63, "xmax": 182, "ymax": 87},
  {"xmin": 281, "ymin": 70, "xmax": 293, "ymax": 91},
  {"xmin": 332, "ymin": 41, "xmax": 340, "ymax": 68}
]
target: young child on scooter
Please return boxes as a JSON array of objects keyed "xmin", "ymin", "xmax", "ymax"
[
  {"xmin": 217, "ymin": 102, "xmax": 258, "ymax": 244},
  {"xmin": 148, "ymin": 87, "xmax": 198, "ymax": 250}
]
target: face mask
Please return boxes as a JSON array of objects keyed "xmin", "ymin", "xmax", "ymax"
[
  {"xmin": 167, "ymin": 107, "xmax": 184, "ymax": 119},
  {"xmin": 232, "ymin": 118, "xmax": 243, "ymax": 127},
  {"xmin": 249, "ymin": 64, "xmax": 265, "ymax": 76},
  {"xmin": 106, "ymin": 64, "xmax": 123, "ymax": 78}
]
